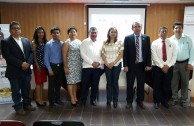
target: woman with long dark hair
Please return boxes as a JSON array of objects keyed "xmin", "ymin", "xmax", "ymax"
[{"xmin": 32, "ymin": 26, "xmax": 48, "ymax": 107}]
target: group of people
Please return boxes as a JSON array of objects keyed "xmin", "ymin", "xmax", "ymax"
[{"xmin": 0, "ymin": 20, "xmax": 193, "ymax": 116}]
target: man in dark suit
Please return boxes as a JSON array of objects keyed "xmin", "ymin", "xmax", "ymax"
[
  {"xmin": 123, "ymin": 22, "xmax": 151, "ymax": 109},
  {"xmin": 1, "ymin": 21, "xmax": 35, "ymax": 115}
]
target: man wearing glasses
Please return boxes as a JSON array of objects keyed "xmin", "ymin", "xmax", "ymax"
[{"xmin": 1, "ymin": 21, "xmax": 35, "ymax": 115}]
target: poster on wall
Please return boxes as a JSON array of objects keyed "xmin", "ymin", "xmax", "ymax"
[
  {"xmin": 0, "ymin": 24, "xmax": 13, "ymax": 104},
  {"xmin": 183, "ymin": 6, "xmax": 194, "ymax": 106}
]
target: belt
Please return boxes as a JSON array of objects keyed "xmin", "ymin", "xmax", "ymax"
[
  {"xmin": 135, "ymin": 62, "xmax": 143, "ymax": 64},
  {"xmin": 176, "ymin": 59, "xmax": 189, "ymax": 63},
  {"xmin": 50, "ymin": 63, "xmax": 62, "ymax": 67}
]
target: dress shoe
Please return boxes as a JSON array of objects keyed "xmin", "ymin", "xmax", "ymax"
[
  {"xmin": 24, "ymin": 105, "xmax": 36, "ymax": 111},
  {"xmin": 107, "ymin": 102, "xmax": 111, "ymax": 107},
  {"xmin": 154, "ymin": 103, "xmax": 160, "ymax": 109},
  {"xmin": 49, "ymin": 103, "xmax": 56, "ymax": 107},
  {"xmin": 90, "ymin": 100, "xmax": 97, "ymax": 106},
  {"xmin": 16, "ymin": 109, "xmax": 26, "ymax": 116},
  {"xmin": 113, "ymin": 103, "xmax": 118, "ymax": 108},
  {"xmin": 180, "ymin": 102, "xmax": 187, "ymax": 108},
  {"xmin": 55, "ymin": 100, "xmax": 64, "ymax": 105},
  {"xmin": 126, "ymin": 103, "xmax": 132, "ymax": 109},
  {"xmin": 43, "ymin": 101, "xmax": 47, "ymax": 105},
  {"xmin": 161, "ymin": 102, "xmax": 169, "ymax": 108},
  {"xmin": 137, "ymin": 102, "xmax": 145, "ymax": 109},
  {"xmin": 171, "ymin": 100, "xmax": 178, "ymax": 106},
  {"xmin": 36, "ymin": 101, "xmax": 46, "ymax": 107}
]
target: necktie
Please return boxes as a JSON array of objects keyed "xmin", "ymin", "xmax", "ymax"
[
  {"xmin": 135, "ymin": 35, "xmax": 139, "ymax": 63},
  {"xmin": 162, "ymin": 41, "xmax": 167, "ymax": 62}
]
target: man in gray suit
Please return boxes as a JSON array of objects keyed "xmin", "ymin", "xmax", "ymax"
[{"xmin": 1, "ymin": 21, "xmax": 35, "ymax": 115}]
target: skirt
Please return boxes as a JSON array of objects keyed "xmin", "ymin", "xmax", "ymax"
[{"xmin": 33, "ymin": 67, "xmax": 48, "ymax": 84}]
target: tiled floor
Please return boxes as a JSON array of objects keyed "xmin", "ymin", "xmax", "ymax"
[{"xmin": 0, "ymin": 88, "xmax": 194, "ymax": 126}]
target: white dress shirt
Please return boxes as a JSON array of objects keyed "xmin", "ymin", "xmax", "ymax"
[
  {"xmin": 80, "ymin": 38, "xmax": 103, "ymax": 68},
  {"xmin": 13, "ymin": 37, "xmax": 24, "ymax": 53},
  {"xmin": 151, "ymin": 38, "xmax": 177, "ymax": 68}
]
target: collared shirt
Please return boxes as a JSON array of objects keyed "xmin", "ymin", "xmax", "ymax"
[
  {"xmin": 151, "ymin": 38, "xmax": 177, "ymax": 68},
  {"xmin": 101, "ymin": 40, "xmax": 124, "ymax": 66},
  {"xmin": 44, "ymin": 39, "xmax": 63, "ymax": 71},
  {"xmin": 170, "ymin": 34, "xmax": 194, "ymax": 65},
  {"xmin": 80, "ymin": 38, "xmax": 103, "ymax": 68},
  {"xmin": 134, "ymin": 34, "xmax": 143, "ymax": 62},
  {"xmin": 12, "ymin": 36, "xmax": 24, "ymax": 53}
]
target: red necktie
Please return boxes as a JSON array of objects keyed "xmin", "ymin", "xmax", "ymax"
[
  {"xmin": 162, "ymin": 41, "xmax": 167, "ymax": 62},
  {"xmin": 135, "ymin": 36, "xmax": 139, "ymax": 63}
]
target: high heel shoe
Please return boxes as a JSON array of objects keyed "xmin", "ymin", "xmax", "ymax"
[
  {"xmin": 71, "ymin": 102, "xmax": 77, "ymax": 107},
  {"xmin": 36, "ymin": 101, "xmax": 46, "ymax": 107}
]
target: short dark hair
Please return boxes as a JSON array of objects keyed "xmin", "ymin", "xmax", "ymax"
[
  {"xmin": 50, "ymin": 27, "xmax": 60, "ymax": 34},
  {"xmin": 158, "ymin": 26, "xmax": 168, "ymax": 33},
  {"xmin": 173, "ymin": 22, "xmax": 183, "ymax": 29},
  {"xmin": 9, "ymin": 21, "xmax": 20, "ymax": 30},
  {"xmin": 67, "ymin": 26, "xmax": 77, "ymax": 34},
  {"xmin": 89, "ymin": 27, "xmax": 97, "ymax": 32}
]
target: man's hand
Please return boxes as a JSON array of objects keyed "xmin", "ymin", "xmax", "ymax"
[
  {"xmin": 186, "ymin": 64, "xmax": 193, "ymax": 71},
  {"xmin": 124, "ymin": 67, "xmax": 128, "ymax": 72},
  {"xmin": 21, "ymin": 62, "xmax": 30, "ymax": 70},
  {"xmin": 161, "ymin": 65, "xmax": 169, "ymax": 73},
  {"xmin": 48, "ymin": 70, "xmax": 54, "ymax": 76},
  {"xmin": 92, "ymin": 61, "xmax": 100, "ymax": 68}
]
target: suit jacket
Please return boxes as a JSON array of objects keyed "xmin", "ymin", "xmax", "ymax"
[
  {"xmin": 123, "ymin": 34, "xmax": 151, "ymax": 70},
  {"xmin": 1, "ymin": 36, "xmax": 33, "ymax": 79}
]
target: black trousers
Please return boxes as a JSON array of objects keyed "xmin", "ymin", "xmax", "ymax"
[
  {"xmin": 152, "ymin": 66, "xmax": 173, "ymax": 103},
  {"xmin": 81, "ymin": 68, "xmax": 102, "ymax": 102},
  {"xmin": 48, "ymin": 64, "xmax": 63, "ymax": 104},
  {"xmin": 126, "ymin": 63, "xmax": 145, "ymax": 104}
]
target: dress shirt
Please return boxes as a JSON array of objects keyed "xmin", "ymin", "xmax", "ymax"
[
  {"xmin": 80, "ymin": 38, "xmax": 103, "ymax": 68},
  {"xmin": 101, "ymin": 40, "xmax": 123, "ymax": 66},
  {"xmin": 151, "ymin": 38, "xmax": 177, "ymax": 68},
  {"xmin": 13, "ymin": 37, "xmax": 24, "ymax": 53},
  {"xmin": 44, "ymin": 39, "xmax": 63, "ymax": 71},
  {"xmin": 134, "ymin": 34, "xmax": 143, "ymax": 62},
  {"xmin": 170, "ymin": 34, "xmax": 194, "ymax": 65}
]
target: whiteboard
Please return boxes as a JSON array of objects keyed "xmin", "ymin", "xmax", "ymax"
[
  {"xmin": 183, "ymin": 6, "xmax": 194, "ymax": 96},
  {"xmin": 183, "ymin": 6, "xmax": 194, "ymax": 45}
]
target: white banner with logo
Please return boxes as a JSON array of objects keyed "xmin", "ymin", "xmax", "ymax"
[{"xmin": 0, "ymin": 24, "xmax": 13, "ymax": 104}]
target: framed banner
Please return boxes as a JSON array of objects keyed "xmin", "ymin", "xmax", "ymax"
[{"xmin": 0, "ymin": 24, "xmax": 13, "ymax": 104}]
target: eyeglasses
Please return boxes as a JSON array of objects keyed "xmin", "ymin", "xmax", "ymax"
[{"xmin": 11, "ymin": 27, "xmax": 21, "ymax": 30}]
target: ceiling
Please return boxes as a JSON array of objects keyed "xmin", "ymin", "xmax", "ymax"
[{"xmin": 0, "ymin": 0, "xmax": 194, "ymax": 4}]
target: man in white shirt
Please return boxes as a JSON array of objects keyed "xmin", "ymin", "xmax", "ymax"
[
  {"xmin": 151, "ymin": 26, "xmax": 177, "ymax": 109},
  {"xmin": 170, "ymin": 22, "xmax": 194, "ymax": 108},
  {"xmin": 80, "ymin": 27, "xmax": 103, "ymax": 106}
]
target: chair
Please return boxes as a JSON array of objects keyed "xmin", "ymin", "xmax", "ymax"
[
  {"xmin": 0, "ymin": 120, "xmax": 25, "ymax": 126},
  {"xmin": 33, "ymin": 120, "xmax": 84, "ymax": 126}
]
